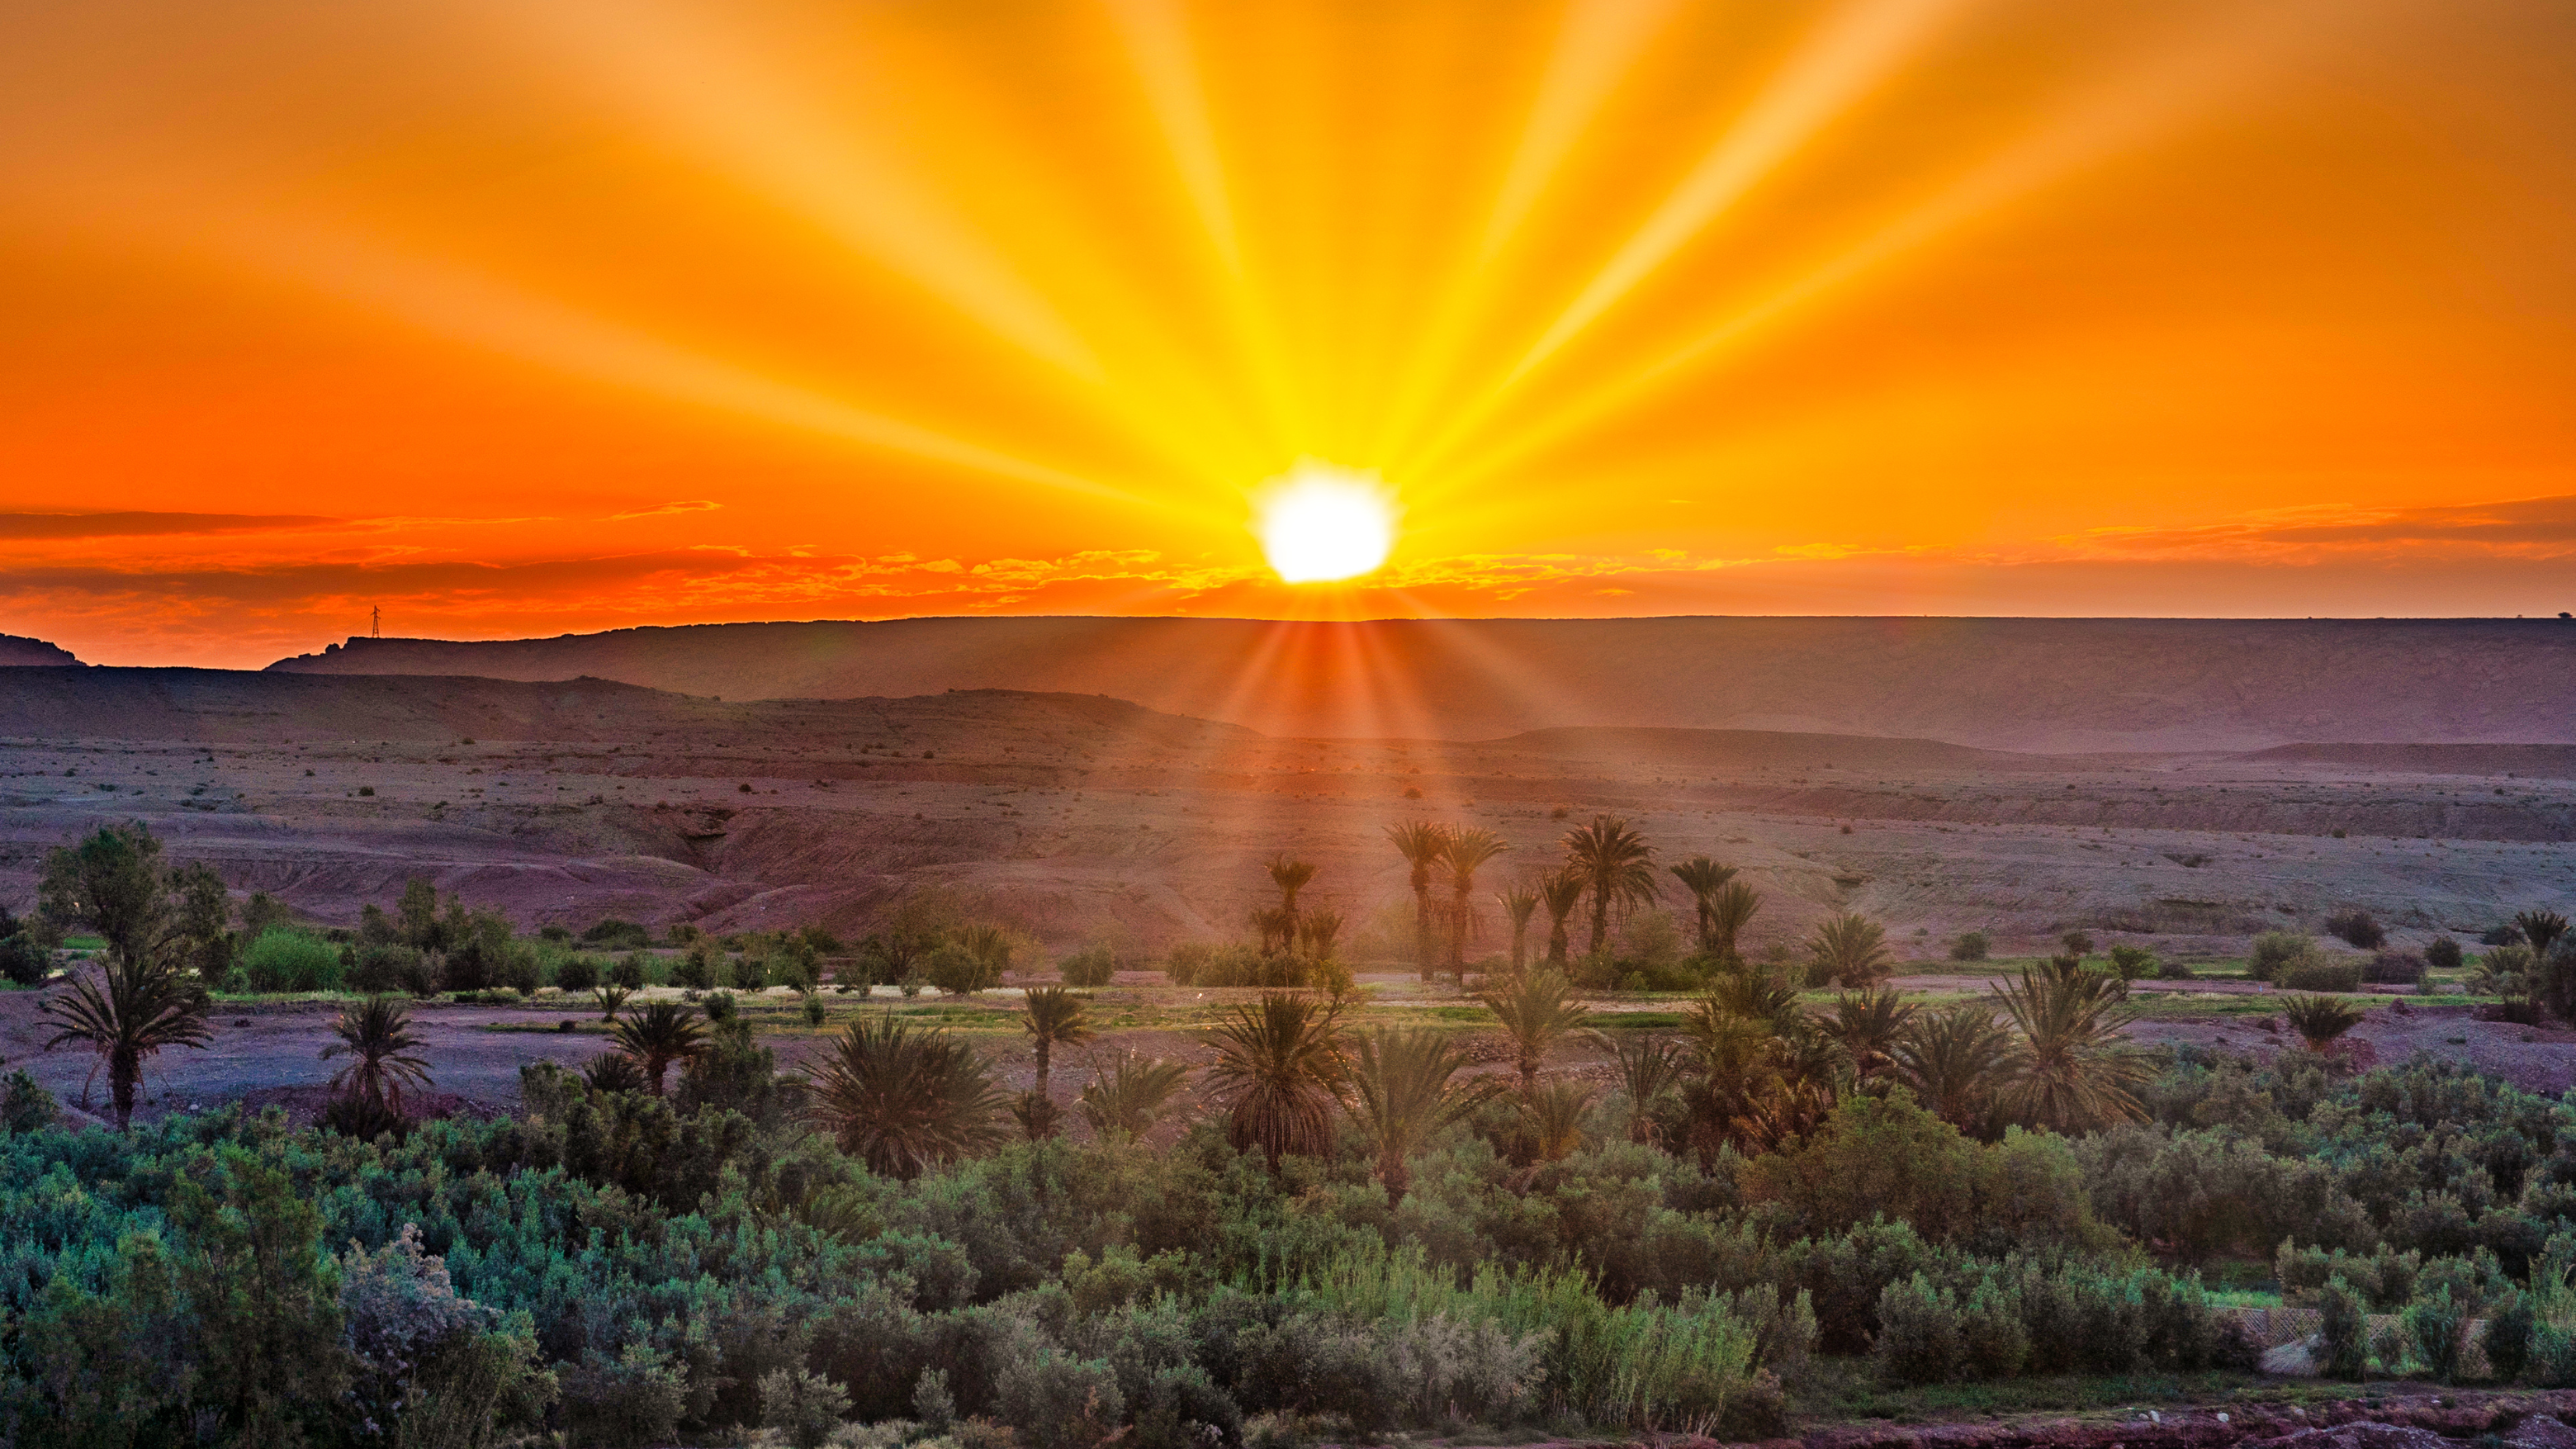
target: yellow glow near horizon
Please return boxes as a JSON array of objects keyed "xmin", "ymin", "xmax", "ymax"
[{"xmin": 1256, "ymin": 465, "xmax": 1398, "ymax": 583}]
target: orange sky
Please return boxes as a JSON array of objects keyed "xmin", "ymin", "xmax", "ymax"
[{"xmin": 3, "ymin": 0, "xmax": 2573, "ymax": 667}]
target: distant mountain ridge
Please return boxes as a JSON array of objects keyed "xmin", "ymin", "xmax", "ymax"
[
  {"xmin": 0, "ymin": 634, "xmax": 80, "ymax": 667},
  {"xmin": 265, "ymin": 615, "xmax": 2576, "ymax": 751}
]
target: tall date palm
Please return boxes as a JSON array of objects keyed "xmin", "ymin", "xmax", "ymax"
[
  {"xmin": 1561, "ymin": 816, "xmax": 1660, "ymax": 959},
  {"xmin": 1440, "ymin": 828, "xmax": 1510, "ymax": 979},
  {"xmin": 1384, "ymin": 822, "xmax": 1451, "ymax": 979},
  {"xmin": 1667, "ymin": 857, "xmax": 1739, "ymax": 955}
]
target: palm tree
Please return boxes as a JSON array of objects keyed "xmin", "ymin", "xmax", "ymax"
[
  {"xmin": 40, "ymin": 950, "xmax": 212, "ymax": 1131},
  {"xmin": 1297, "ymin": 909, "xmax": 1344, "ymax": 961},
  {"xmin": 1204, "ymin": 992, "xmax": 1347, "ymax": 1170},
  {"xmin": 1891, "ymin": 1004, "xmax": 2015, "ymax": 1131},
  {"xmin": 1668, "ymin": 858, "xmax": 1739, "ymax": 954},
  {"xmin": 1561, "ymin": 816, "xmax": 1659, "ymax": 958},
  {"xmin": 1817, "ymin": 987, "xmax": 1917, "ymax": 1081},
  {"xmin": 1991, "ymin": 964, "xmax": 2147, "ymax": 1132},
  {"xmin": 1250, "ymin": 905, "xmax": 1296, "ymax": 955},
  {"xmin": 320, "ymin": 994, "xmax": 432, "ymax": 1127},
  {"xmin": 1497, "ymin": 887, "xmax": 1540, "ymax": 973},
  {"xmin": 1384, "ymin": 822, "xmax": 1451, "ymax": 978},
  {"xmin": 1480, "ymin": 968, "xmax": 1590, "ymax": 1091},
  {"xmin": 1675, "ymin": 1007, "xmax": 1784, "ymax": 1157},
  {"xmin": 1516, "ymin": 1080, "xmax": 1597, "ymax": 1163},
  {"xmin": 583, "ymin": 1052, "xmax": 648, "ymax": 1093},
  {"xmin": 1342, "ymin": 1028, "xmax": 1493, "ymax": 1204},
  {"xmin": 1077, "ymin": 1051, "xmax": 1191, "ymax": 1139},
  {"xmin": 1539, "ymin": 870, "xmax": 1585, "ymax": 967},
  {"xmin": 801, "ymin": 1015, "xmax": 1010, "ymax": 1179},
  {"xmin": 1807, "ymin": 912, "xmax": 1893, "ymax": 987},
  {"xmin": 1020, "ymin": 985, "xmax": 1094, "ymax": 1098},
  {"xmin": 1589, "ymin": 1030, "xmax": 1688, "ymax": 1144},
  {"xmin": 2282, "ymin": 994, "xmax": 2367, "ymax": 1053},
  {"xmin": 1705, "ymin": 965, "xmax": 1802, "ymax": 1034},
  {"xmin": 1708, "ymin": 881, "xmax": 1762, "ymax": 962},
  {"xmin": 594, "ymin": 983, "xmax": 632, "ymax": 1022},
  {"xmin": 610, "ymin": 1001, "xmax": 708, "ymax": 1096},
  {"xmin": 2518, "ymin": 909, "xmax": 2571, "ymax": 962},
  {"xmin": 1441, "ymin": 828, "xmax": 1510, "ymax": 979},
  {"xmin": 1266, "ymin": 855, "xmax": 1319, "ymax": 930}
]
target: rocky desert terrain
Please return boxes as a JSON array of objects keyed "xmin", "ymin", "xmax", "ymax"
[{"xmin": 2, "ymin": 666, "xmax": 2569, "ymax": 954}]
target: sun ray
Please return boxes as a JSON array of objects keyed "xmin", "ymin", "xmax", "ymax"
[
  {"xmin": 1421, "ymin": 0, "xmax": 2369, "ymax": 498},
  {"xmin": 1100, "ymin": 0, "xmax": 1305, "ymax": 456},
  {"xmin": 180, "ymin": 204, "xmax": 1137, "ymax": 503},
  {"xmin": 513, "ymin": 0, "xmax": 1102, "ymax": 383},
  {"xmin": 1392, "ymin": 0, "xmax": 1967, "ymax": 477},
  {"xmin": 1366, "ymin": 0, "xmax": 1683, "ymax": 462}
]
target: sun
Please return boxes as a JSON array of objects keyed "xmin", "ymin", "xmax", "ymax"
[{"xmin": 1254, "ymin": 463, "xmax": 1398, "ymax": 583}]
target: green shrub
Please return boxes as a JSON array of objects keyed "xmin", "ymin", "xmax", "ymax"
[
  {"xmin": 2280, "ymin": 959, "xmax": 2363, "ymax": 993},
  {"xmin": 2365, "ymin": 949, "xmax": 2425, "ymax": 986},
  {"xmin": 2247, "ymin": 931, "xmax": 2311, "ymax": 982},
  {"xmin": 2, "ymin": 1069, "xmax": 57, "ymax": 1132},
  {"xmin": 610, "ymin": 951, "xmax": 651, "ymax": 990},
  {"xmin": 2106, "ymin": 945, "xmax": 2157, "ymax": 980},
  {"xmin": 555, "ymin": 954, "xmax": 601, "ymax": 992},
  {"xmin": 1948, "ymin": 931, "xmax": 1988, "ymax": 963},
  {"xmin": 674, "ymin": 944, "xmax": 717, "ymax": 991},
  {"xmin": 1165, "ymin": 942, "xmax": 1214, "ymax": 986},
  {"xmin": 239, "ymin": 927, "xmax": 346, "ymax": 992},
  {"xmin": 582, "ymin": 917, "xmax": 651, "ymax": 949},
  {"xmin": 2327, "ymin": 910, "xmax": 2385, "ymax": 949},
  {"xmin": 2157, "ymin": 959, "xmax": 2196, "ymax": 980},
  {"xmin": 0, "ymin": 931, "xmax": 48, "ymax": 987},
  {"xmin": 2317, "ymin": 1276, "xmax": 2370, "ymax": 1379},
  {"xmin": 926, "ymin": 944, "xmax": 999, "ymax": 996},
  {"xmin": 1873, "ymin": 1275, "xmax": 1963, "ymax": 1385},
  {"xmin": 1059, "ymin": 945, "xmax": 1116, "ymax": 987},
  {"xmin": 348, "ymin": 943, "xmax": 424, "ymax": 995},
  {"xmin": 2426, "ymin": 938, "xmax": 2464, "ymax": 971},
  {"xmin": 760, "ymin": 1366, "xmax": 853, "ymax": 1449}
]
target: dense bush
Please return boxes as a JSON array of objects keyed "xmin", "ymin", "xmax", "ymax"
[
  {"xmin": 582, "ymin": 917, "xmax": 652, "ymax": 949},
  {"xmin": 2427, "ymin": 938, "xmax": 2464, "ymax": 971},
  {"xmin": 2279, "ymin": 958, "xmax": 2364, "ymax": 993},
  {"xmin": 554, "ymin": 953, "xmax": 601, "ymax": 992},
  {"xmin": 926, "ymin": 943, "xmax": 1002, "ymax": 995},
  {"xmin": 2365, "ymin": 949, "xmax": 2427, "ymax": 986},
  {"xmin": 2247, "ymin": 931, "xmax": 2314, "ymax": 982},
  {"xmin": 1949, "ymin": 930, "xmax": 1989, "ymax": 963},
  {"xmin": 1059, "ymin": 945, "xmax": 1117, "ymax": 987},
  {"xmin": 2328, "ymin": 910, "xmax": 2387, "ymax": 949},
  {"xmin": 239, "ymin": 926, "xmax": 346, "ymax": 992}
]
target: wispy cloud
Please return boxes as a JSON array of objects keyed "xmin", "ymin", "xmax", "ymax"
[
  {"xmin": 0, "ymin": 512, "xmax": 339, "ymax": 540},
  {"xmin": 610, "ymin": 500, "xmax": 725, "ymax": 520},
  {"xmin": 2072, "ymin": 494, "xmax": 2576, "ymax": 558}
]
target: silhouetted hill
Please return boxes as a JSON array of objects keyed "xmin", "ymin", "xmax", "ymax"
[
  {"xmin": 265, "ymin": 616, "xmax": 2576, "ymax": 751},
  {"xmin": 0, "ymin": 634, "xmax": 79, "ymax": 667},
  {"xmin": 0, "ymin": 668, "xmax": 1247, "ymax": 746}
]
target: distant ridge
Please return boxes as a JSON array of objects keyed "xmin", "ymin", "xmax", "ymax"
[
  {"xmin": 266, "ymin": 615, "xmax": 2576, "ymax": 752},
  {"xmin": 0, "ymin": 634, "xmax": 80, "ymax": 667}
]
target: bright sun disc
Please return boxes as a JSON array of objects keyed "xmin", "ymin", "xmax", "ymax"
[{"xmin": 1256, "ymin": 464, "xmax": 1396, "ymax": 582}]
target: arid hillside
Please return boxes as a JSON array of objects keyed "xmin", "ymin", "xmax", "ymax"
[
  {"xmin": 266, "ymin": 616, "xmax": 2576, "ymax": 751},
  {"xmin": 4, "ymin": 667, "xmax": 2569, "ymax": 957}
]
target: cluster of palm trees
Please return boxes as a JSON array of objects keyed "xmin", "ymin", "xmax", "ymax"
[
  {"xmin": 1655, "ymin": 954, "xmax": 2150, "ymax": 1151},
  {"xmin": 1249, "ymin": 855, "xmax": 1342, "ymax": 961},
  {"xmin": 1385, "ymin": 814, "xmax": 1770, "ymax": 982}
]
